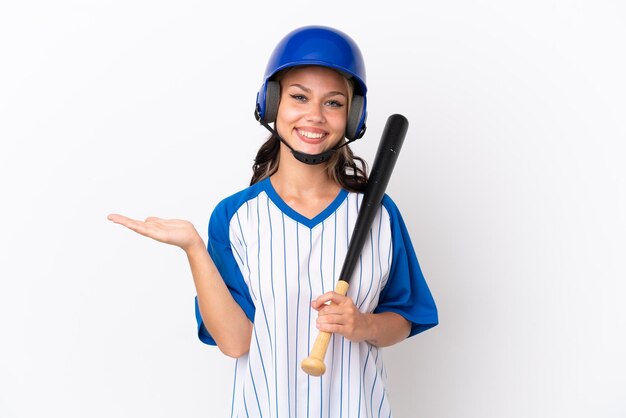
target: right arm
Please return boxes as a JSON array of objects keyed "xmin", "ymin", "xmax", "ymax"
[
  {"xmin": 107, "ymin": 214, "xmax": 252, "ymax": 357},
  {"xmin": 185, "ymin": 238, "xmax": 252, "ymax": 358}
]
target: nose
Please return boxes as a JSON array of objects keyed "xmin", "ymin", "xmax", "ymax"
[{"xmin": 305, "ymin": 101, "xmax": 326, "ymax": 123}]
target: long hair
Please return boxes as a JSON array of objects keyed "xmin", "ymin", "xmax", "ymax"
[{"xmin": 250, "ymin": 68, "xmax": 369, "ymax": 192}]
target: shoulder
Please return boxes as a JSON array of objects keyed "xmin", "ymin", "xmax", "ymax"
[
  {"xmin": 209, "ymin": 180, "xmax": 269, "ymax": 239},
  {"xmin": 211, "ymin": 179, "xmax": 268, "ymax": 223}
]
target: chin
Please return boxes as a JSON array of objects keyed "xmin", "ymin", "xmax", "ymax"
[
  {"xmin": 297, "ymin": 138, "xmax": 341, "ymax": 156},
  {"xmin": 298, "ymin": 145, "xmax": 328, "ymax": 155}
]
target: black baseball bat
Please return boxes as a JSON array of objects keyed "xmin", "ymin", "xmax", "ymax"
[{"xmin": 301, "ymin": 114, "xmax": 409, "ymax": 376}]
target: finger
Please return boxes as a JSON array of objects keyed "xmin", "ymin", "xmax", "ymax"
[
  {"xmin": 317, "ymin": 304, "xmax": 349, "ymax": 316},
  {"xmin": 316, "ymin": 322, "xmax": 344, "ymax": 334},
  {"xmin": 107, "ymin": 213, "xmax": 141, "ymax": 227},
  {"xmin": 109, "ymin": 215, "xmax": 158, "ymax": 237},
  {"xmin": 316, "ymin": 313, "xmax": 346, "ymax": 325},
  {"xmin": 313, "ymin": 291, "xmax": 349, "ymax": 307}
]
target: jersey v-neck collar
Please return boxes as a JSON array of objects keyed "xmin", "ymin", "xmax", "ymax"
[{"xmin": 261, "ymin": 177, "xmax": 349, "ymax": 229}]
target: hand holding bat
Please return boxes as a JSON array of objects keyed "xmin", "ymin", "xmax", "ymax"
[{"xmin": 311, "ymin": 291, "xmax": 370, "ymax": 342}]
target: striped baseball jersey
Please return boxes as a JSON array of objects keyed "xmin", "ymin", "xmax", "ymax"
[{"xmin": 195, "ymin": 177, "xmax": 438, "ymax": 417}]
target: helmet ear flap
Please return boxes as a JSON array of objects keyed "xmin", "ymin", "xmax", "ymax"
[
  {"xmin": 346, "ymin": 94, "xmax": 365, "ymax": 140},
  {"xmin": 264, "ymin": 81, "xmax": 281, "ymax": 123}
]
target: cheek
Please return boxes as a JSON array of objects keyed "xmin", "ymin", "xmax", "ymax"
[
  {"xmin": 276, "ymin": 100, "xmax": 304, "ymax": 127},
  {"xmin": 277, "ymin": 105, "xmax": 300, "ymax": 121},
  {"xmin": 275, "ymin": 108, "xmax": 306, "ymax": 141},
  {"xmin": 328, "ymin": 111, "xmax": 348, "ymax": 132}
]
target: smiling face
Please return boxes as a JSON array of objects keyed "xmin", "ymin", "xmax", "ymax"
[{"xmin": 275, "ymin": 66, "xmax": 349, "ymax": 157}]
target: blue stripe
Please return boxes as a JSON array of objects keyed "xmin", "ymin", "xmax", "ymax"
[
  {"xmin": 294, "ymin": 223, "xmax": 301, "ymax": 416},
  {"xmin": 378, "ymin": 388, "xmax": 385, "ymax": 418},
  {"xmin": 380, "ymin": 361, "xmax": 390, "ymax": 417},
  {"xmin": 243, "ymin": 384, "xmax": 250, "ymax": 418},
  {"xmin": 255, "ymin": 197, "xmax": 272, "ymax": 412},
  {"xmin": 320, "ymin": 221, "xmax": 325, "ymax": 293},
  {"xmin": 235, "ymin": 210, "xmax": 255, "ymax": 301},
  {"xmin": 357, "ymin": 345, "xmax": 363, "ymax": 418},
  {"xmin": 328, "ymin": 211, "xmax": 337, "ymax": 418},
  {"xmin": 340, "ymin": 195, "xmax": 349, "ymax": 417},
  {"xmin": 241, "ymin": 358, "xmax": 249, "ymax": 418},
  {"xmin": 243, "ymin": 340, "xmax": 265, "ymax": 416},
  {"xmin": 346, "ymin": 193, "xmax": 350, "ymax": 255},
  {"xmin": 256, "ymin": 197, "xmax": 273, "ymax": 349},
  {"xmin": 267, "ymin": 198, "xmax": 279, "ymax": 418},
  {"xmin": 377, "ymin": 211, "xmax": 383, "ymax": 296},
  {"xmin": 386, "ymin": 231, "xmax": 392, "ymax": 288},
  {"xmin": 348, "ymin": 341, "xmax": 352, "ymax": 417},
  {"xmin": 320, "ymin": 372, "xmax": 323, "ymax": 418},
  {"xmin": 231, "ymin": 359, "xmax": 238, "ymax": 418},
  {"xmin": 379, "ymin": 361, "xmax": 390, "ymax": 418},
  {"xmin": 231, "ymin": 243, "xmax": 245, "ymax": 268},
  {"xmin": 328, "ymin": 333, "xmax": 335, "ymax": 418},
  {"xmin": 282, "ymin": 213, "xmax": 291, "ymax": 417},
  {"xmin": 333, "ymin": 210, "xmax": 337, "ymax": 285},
  {"xmin": 369, "ymin": 347, "xmax": 381, "ymax": 416},
  {"xmin": 383, "ymin": 360, "xmax": 389, "ymax": 380},
  {"xmin": 358, "ymin": 230, "xmax": 375, "ymax": 310},
  {"xmin": 340, "ymin": 337, "xmax": 345, "ymax": 417},
  {"xmin": 360, "ymin": 345, "xmax": 371, "ymax": 418},
  {"xmin": 306, "ymin": 228, "xmax": 314, "ymax": 418},
  {"xmin": 355, "ymin": 255, "xmax": 363, "ymax": 307},
  {"xmin": 253, "ymin": 327, "xmax": 269, "ymax": 415},
  {"xmin": 353, "ymin": 197, "xmax": 363, "ymax": 306},
  {"xmin": 249, "ymin": 362, "xmax": 262, "ymax": 417},
  {"xmin": 319, "ymin": 219, "xmax": 325, "ymax": 417}
]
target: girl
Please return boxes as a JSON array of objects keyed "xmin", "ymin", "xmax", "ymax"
[{"xmin": 108, "ymin": 25, "xmax": 437, "ymax": 417}]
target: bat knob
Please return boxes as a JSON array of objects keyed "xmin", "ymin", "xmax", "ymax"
[{"xmin": 301, "ymin": 357, "xmax": 326, "ymax": 376}]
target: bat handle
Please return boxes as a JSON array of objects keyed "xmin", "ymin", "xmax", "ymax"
[{"xmin": 301, "ymin": 280, "xmax": 350, "ymax": 376}]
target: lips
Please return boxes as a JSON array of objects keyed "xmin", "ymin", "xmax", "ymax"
[{"xmin": 295, "ymin": 128, "xmax": 328, "ymax": 144}]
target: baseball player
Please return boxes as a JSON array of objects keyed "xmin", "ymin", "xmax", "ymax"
[{"xmin": 109, "ymin": 25, "xmax": 438, "ymax": 417}]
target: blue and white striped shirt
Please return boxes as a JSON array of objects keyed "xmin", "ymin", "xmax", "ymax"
[{"xmin": 195, "ymin": 177, "xmax": 438, "ymax": 417}]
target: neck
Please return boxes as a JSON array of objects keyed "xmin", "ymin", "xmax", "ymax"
[{"xmin": 270, "ymin": 145, "xmax": 340, "ymax": 197}]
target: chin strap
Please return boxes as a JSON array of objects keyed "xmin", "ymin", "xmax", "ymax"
[{"xmin": 255, "ymin": 109, "xmax": 357, "ymax": 165}]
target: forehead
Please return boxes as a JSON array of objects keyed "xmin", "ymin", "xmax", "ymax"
[{"xmin": 280, "ymin": 66, "xmax": 347, "ymax": 93}]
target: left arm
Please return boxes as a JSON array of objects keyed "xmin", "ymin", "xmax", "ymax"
[{"xmin": 311, "ymin": 292, "xmax": 411, "ymax": 347}]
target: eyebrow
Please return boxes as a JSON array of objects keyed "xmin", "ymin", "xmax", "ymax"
[{"xmin": 288, "ymin": 83, "xmax": 347, "ymax": 97}]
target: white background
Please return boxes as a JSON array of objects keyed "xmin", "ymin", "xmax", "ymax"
[{"xmin": 1, "ymin": 1, "xmax": 625, "ymax": 417}]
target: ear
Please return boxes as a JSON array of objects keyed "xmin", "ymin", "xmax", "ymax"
[
  {"xmin": 264, "ymin": 80, "xmax": 281, "ymax": 123},
  {"xmin": 346, "ymin": 94, "xmax": 365, "ymax": 140}
]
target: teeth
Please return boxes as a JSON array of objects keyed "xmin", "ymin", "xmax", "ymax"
[{"xmin": 298, "ymin": 130, "xmax": 325, "ymax": 139}]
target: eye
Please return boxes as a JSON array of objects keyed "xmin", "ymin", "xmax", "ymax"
[
  {"xmin": 325, "ymin": 99, "xmax": 345, "ymax": 108},
  {"xmin": 289, "ymin": 94, "xmax": 307, "ymax": 102}
]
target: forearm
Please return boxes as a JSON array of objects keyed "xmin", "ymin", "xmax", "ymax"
[
  {"xmin": 362, "ymin": 312, "xmax": 411, "ymax": 347},
  {"xmin": 185, "ymin": 241, "xmax": 252, "ymax": 357}
]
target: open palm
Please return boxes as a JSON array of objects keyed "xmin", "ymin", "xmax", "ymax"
[{"xmin": 107, "ymin": 214, "xmax": 203, "ymax": 252}]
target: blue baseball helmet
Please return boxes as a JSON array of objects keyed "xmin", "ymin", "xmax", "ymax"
[{"xmin": 255, "ymin": 25, "xmax": 368, "ymax": 140}]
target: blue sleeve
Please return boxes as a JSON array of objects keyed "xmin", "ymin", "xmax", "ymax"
[
  {"xmin": 374, "ymin": 195, "xmax": 438, "ymax": 337},
  {"xmin": 195, "ymin": 200, "xmax": 255, "ymax": 345}
]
